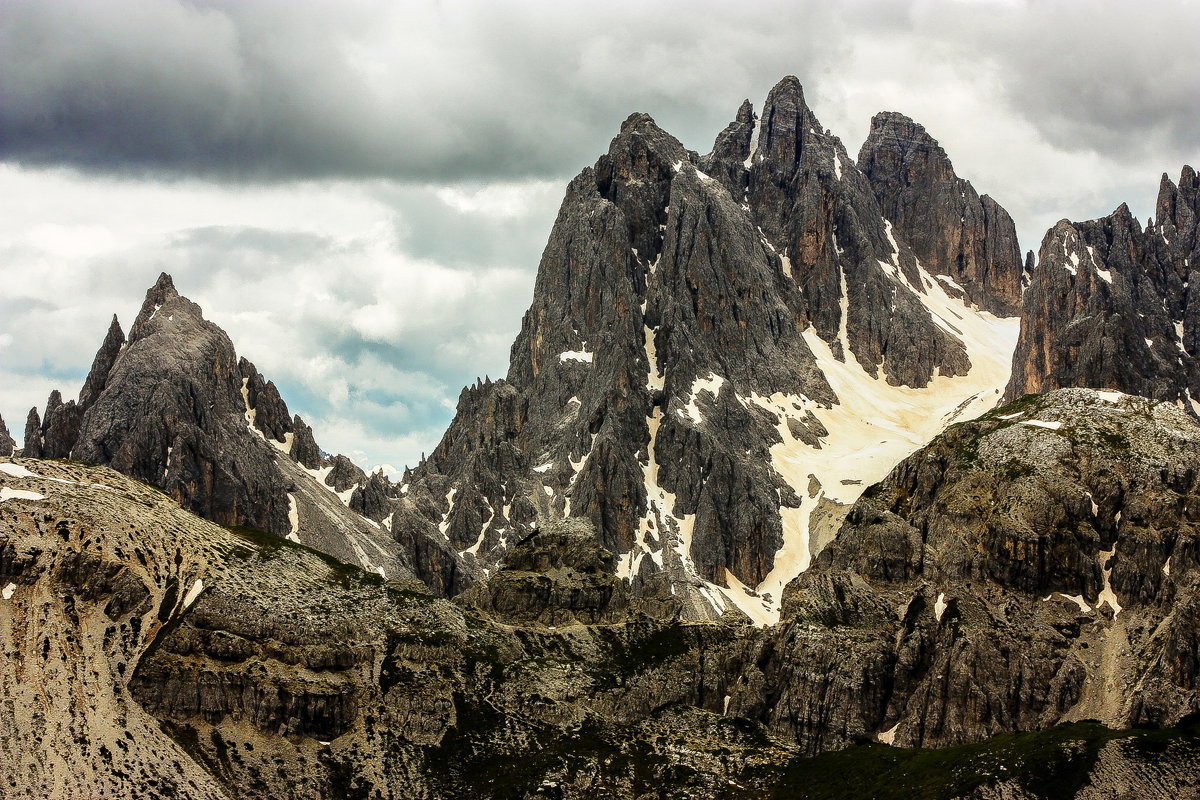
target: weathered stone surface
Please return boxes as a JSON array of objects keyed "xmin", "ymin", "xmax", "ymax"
[
  {"xmin": 1007, "ymin": 166, "xmax": 1199, "ymax": 404},
  {"xmin": 290, "ymin": 413, "xmax": 322, "ymax": 469},
  {"xmin": 40, "ymin": 389, "xmax": 83, "ymax": 459},
  {"xmin": 858, "ymin": 111, "xmax": 1026, "ymax": 315}
]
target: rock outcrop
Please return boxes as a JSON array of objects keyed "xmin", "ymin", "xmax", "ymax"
[
  {"xmin": 857, "ymin": 111, "xmax": 1026, "ymax": 315},
  {"xmin": 1006, "ymin": 166, "xmax": 1200, "ymax": 405},
  {"xmin": 740, "ymin": 389, "xmax": 1200, "ymax": 755}
]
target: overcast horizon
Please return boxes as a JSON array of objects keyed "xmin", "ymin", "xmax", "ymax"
[{"xmin": 2, "ymin": 0, "xmax": 1198, "ymax": 473}]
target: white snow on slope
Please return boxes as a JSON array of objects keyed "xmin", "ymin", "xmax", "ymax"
[
  {"xmin": 182, "ymin": 579, "xmax": 204, "ymax": 608},
  {"xmin": 286, "ymin": 493, "xmax": 300, "ymax": 543},
  {"xmin": 1020, "ymin": 419, "xmax": 1063, "ymax": 430},
  {"xmin": 0, "ymin": 487, "xmax": 45, "ymax": 503},
  {"xmin": 747, "ymin": 267, "xmax": 1019, "ymax": 619},
  {"xmin": 744, "ymin": 114, "xmax": 761, "ymax": 169},
  {"xmin": 619, "ymin": 248, "xmax": 1020, "ymax": 626}
]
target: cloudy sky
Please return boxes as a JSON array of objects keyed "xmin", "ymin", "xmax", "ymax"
[{"xmin": 2, "ymin": 0, "xmax": 1198, "ymax": 473}]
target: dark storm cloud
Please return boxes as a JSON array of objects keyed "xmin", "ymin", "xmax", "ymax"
[
  {"xmin": 4, "ymin": 0, "xmax": 1196, "ymax": 188},
  {"xmin": 0, "ymin": 0, "xmax": 839, "ymax": 181},
  {"xmin": 912, "ymin": 2, "xmax": 1200, "ymax": 163}
]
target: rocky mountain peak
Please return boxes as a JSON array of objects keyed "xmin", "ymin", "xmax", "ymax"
[
  {"xmin": 404, "ymin": 77, "xmax": 1027, "ymax": 624},
  {"xmin": 18, "ymin": 272, "xmax": 473, "ymax": 594},
  {"xmin": 78, "ymin": 314, "xmax": 125, "ymax": 408},
  {"xmin": 857, "ymin": 110, "xmax": 1025, "ymax": 315},
  {"xmin": 1006, "ymin": 167, "xmax": 1200, "ymax": 406}
]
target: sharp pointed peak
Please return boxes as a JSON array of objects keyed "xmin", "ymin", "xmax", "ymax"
[
  {"xmin": 764, "ymin": 76, "xmax": 808, "ymax": 108},
  {"xmin": 735, "ymin": 98, "xmax": 754, "ymax": 123},
  {"xmin": 869, "ymin": 110, "xmax": 921, "ymax": 131},
  {"xmin": 619, "ymin": 112, "xmax": 662, "ymax": 135}
]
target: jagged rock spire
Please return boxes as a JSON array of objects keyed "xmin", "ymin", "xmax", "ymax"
[
  {"xmin": 22, "ymin": 407, "xmax": 41, "ymax": 458},
  {"xmin": 78, "ymin": 315, "xmax": 125, "ymax": 408},
  {"xmin": 0, "ymin": 412, "xmax": 14, "ymax": 457}
]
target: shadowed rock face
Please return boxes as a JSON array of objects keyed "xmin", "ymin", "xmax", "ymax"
[
  {"xmin": 857, "ymin": 111, "xmax": 1026, "ymax": 316},
  {"xmin": 402, "ymin": 76, "xmax": 1022, "ymax": 620},
  {"xmin": 1006, "ymin": 166, "xmax": 1200, "ymax": 404}
]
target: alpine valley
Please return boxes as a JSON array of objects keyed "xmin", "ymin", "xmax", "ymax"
[{"xmin": 2, "ymin": 77, "xmax": 1199, "ymax": 799}]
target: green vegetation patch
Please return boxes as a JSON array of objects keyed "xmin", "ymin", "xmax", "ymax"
[{"xmin": 768, "ymin": 719, "xmax": 1200, "ymax": 800}]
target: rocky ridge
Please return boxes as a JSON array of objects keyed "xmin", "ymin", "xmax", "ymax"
[
  {"xmin": 0, "ymin": 414, "xmax": 13, "ymax": 457},
  {"xmin": 1007, "ymin": 166, "xmax": 1200, "ymax": 405}
]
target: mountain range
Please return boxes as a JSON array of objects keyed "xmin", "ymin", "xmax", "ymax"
[{"xmin": 2, "ymin": 76, "xmax": 1198, "ymax": 799}]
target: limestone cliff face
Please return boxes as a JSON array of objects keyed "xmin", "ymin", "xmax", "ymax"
[
  {"xmin": 403, "ymin": 76, "xmax": 1023, "ymax": 621},
  {"xmin": 857, "ymin": 111, "xmax": 1026, "ymax": 316},
  {"xmin": 1006, "ymin": 166, "xmax": 1200, "ymax": 404}
]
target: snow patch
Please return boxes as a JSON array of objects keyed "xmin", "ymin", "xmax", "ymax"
[
  {"xmin": 532, "ymin": 462, "xmax": 554, "ymax": 473},
  {"xmin": 0, "ymin": 487, "xmax": 45, "ymax": 503},
  {"xmin": 0, "ymin": 463, "xmax": 116, "ymax": 493},
  {"xmin": 1019, "ymin": 419, "xmax": 1063, "ymax": 430},
  {"xmin": 878, "ymin": 722, "xmax": 900, "ymax": 745},
  {"xmin": 1094, "ymin": 391, "xmax": 1125, "ymax": 403},
  {"xmin": 934, "ymin": 592, "xmax": 947, "ymax": 622},
  {"xmin": 1097, "ymin": 546, "xmax": 1123, "ymax": 616},
  {"xmin": 751, "ymin": 261, "xmax": 1021, "ymax": 620},
  {"xmin": 1, "ymin": 583, "xmax": 15, "ymax": 600},
  {"xmin": 679, "ymin": 373, "xmax": 727, "ymax": 425},
  {"xmin": 1060, "ymin": 593, "xmax": 1092, "ymax": 613},
  {"xmin": 559, "ymin": 350, "xmax": 593, "ymax": 364},
  {"xmin": 182, "ymin": 579, "xmax": 204, "ymax": 608},
  {"xmin": 0, "ymin": 463, "xmax": 37, "ymax": 479},
  {"xmin": 717, "ymin": 569, "xmax": 775, "ymax": 627},
  {"xmin": 286, "ymin": 493, "xmax": 300, "ymax": 543},
  {"xmin": 744, "ymin": 114, "xmax": 761, "ymax": 169},
  {"xmin": 935, "ymin": 274, "xmax": 965, "ymax": 293},
  {"xmin": 438, "ymin": 488, "xmax": 457, "ymax": 538}
]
